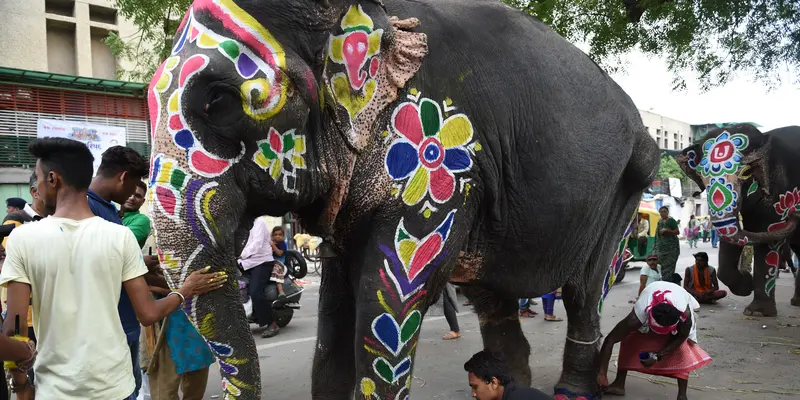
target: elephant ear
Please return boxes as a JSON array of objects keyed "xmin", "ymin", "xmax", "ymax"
[{"xmin": 344, "ymin": 17, "xmax": 428, "ymax": 151}]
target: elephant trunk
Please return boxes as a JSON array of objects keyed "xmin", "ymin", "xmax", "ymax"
[{"xmin": 716, "ymin": 241, "xmax": 753, "ymax": 296}]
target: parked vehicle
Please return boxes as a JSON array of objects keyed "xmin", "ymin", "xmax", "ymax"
[
  {"xmin": 627, "ymin": 205, "xmax": 659, "ymax": 262},
  {"xmin": 238, "ymin": 250, "xmax": 307, "ymax": 328}
]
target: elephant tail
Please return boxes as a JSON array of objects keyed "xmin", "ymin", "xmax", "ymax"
[{"xmin": 622, "ymin": 127, "xmax": 660, "ymax": 192}]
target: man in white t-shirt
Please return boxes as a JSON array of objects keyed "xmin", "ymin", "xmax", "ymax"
[
  {"xmin": 0, "ymin": 138, "xmax": 226, "ymax": 399},
  {"xmin": 629, "ymin": 254, "xmax": 661, "ymax": 304}
]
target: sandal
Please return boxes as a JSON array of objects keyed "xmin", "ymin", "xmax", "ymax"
[
  {"xmin": 519, "ymin": 309, "xmax": 538, "ymax": 318},
  {"xmin": 544, "ymin": 316, "xmax": 563, "ymax": 322},
  {"xmin": 442, "ymin": 331, "xmax": 461, "ymax": 340}
]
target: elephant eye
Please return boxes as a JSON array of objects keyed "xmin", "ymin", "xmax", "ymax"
[{"xmin": 203, "ymin": 83, "xmax": 240, "ymax": 123}]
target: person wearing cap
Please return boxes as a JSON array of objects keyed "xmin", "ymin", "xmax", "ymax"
[
  {"xmin": 683, "ymin": 252, "xmax": 727, "ymax": 304},
  {"xmin": 597, "ymin": 281, "xmax": 711, "ymax": 400},
  {"xmin": 630, "ymin": 254, "xmax": 662, "ymax": 304},
  {"xmin": 5, "ymin": 197, "xmax": 26, "ymax": 215}
]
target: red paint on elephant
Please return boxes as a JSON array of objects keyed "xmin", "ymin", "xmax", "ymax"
[
  {"xmin": 190, "ymin": 150, "xmax": 231, "ymax": 176},
  {"xmin": 148, "ymin": 62, "xmax": 167, "ymax": 140},
  {"xmin": 774, "ymin": 188, "xmax": 800, "ymax": 218},
  {"xmin": 429, "ymin": 167, "xmax": 455, "ymax": 202},
  {"xmin": 394, "ymin": 103, "xmax": 423, "ymax": 144},
  {"xmin": 155, "ymin": 186, "xmax": 177, "ymax": 215},
  {"xmin": 766, "ymin": 250, "xmax": 779, "ymax": 267},
  {"xmin": 711, "ymin": 188, "xmax": 726, "ymax": 209},
  {"xmin": 342, "ymin": 31, "xmax": 370, "ymax": 90},
  {"xmin": 369, "ymin": 57, "xmax": 379, "ymax": 78},
  {"xmin": 168, "ymin": 114, "xmax": 184, "ymax": 131},
  {"xmin": 709, "ymin": 141, "xmax": 734, "ymax": 163},
  {"xmin": 408, "ymin": 234, "xmax": 443, "ymax": 280},
  {"xmin": 179, "ymin": 54, "xmax": 209, "ymax": 87}
]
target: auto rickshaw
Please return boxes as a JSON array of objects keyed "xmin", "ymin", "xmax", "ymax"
[{"xmin": 627, "ymin": 204, "xmax": 660, "ymax": 261}]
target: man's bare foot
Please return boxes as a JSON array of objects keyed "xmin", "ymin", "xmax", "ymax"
[
  {"xmin": 677, "ymin": 396, "xmax": 688, "ymax": 400},
  {"xmin": 605, "ymin": 385, "xmax": 625, "ymax": 396}
]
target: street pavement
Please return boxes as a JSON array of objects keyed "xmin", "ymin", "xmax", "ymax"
[{"xmin": 201, "ymin": 241, "xmax": 800, "ymax": 399}]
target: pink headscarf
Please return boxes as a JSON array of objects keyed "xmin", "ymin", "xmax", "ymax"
[{"xmin": 645, "ymin": 290, "xmax": 687, "ymax": 335}]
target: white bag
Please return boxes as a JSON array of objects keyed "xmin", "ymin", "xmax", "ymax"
[
  {"xmin": 243, "ymin": 298, "xmax": 253, "ymax": 319},
  {"xmin": 137, "ymin": 373, "xmax": 151, "ymax": 400}
]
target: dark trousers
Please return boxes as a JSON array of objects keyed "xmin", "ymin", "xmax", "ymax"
[
  {"xmin": 637, "ymin": 236, "xmax": 648, "ymax": 256},
  {"xmin": 442, "ymin": 288, "xmax": 459, "ymax": 332},
  {"xmin": 250, "ymin": 261, "xmax": 275, "ymax": 327},
  {"xmin": 542, "ymin": 295, "xmax": 556, "ymax": 315}
]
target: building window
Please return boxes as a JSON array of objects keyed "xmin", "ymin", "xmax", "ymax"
[
  {"xmin": 45, "ymin": 0, "xmax": 75, "ymax": 17},
  {"xmin": 91, "ymin": 27, "xmax": 117, "ymax": 79},
  {"xmin": 89, "ymin": 4, "xmax": 118, "ymax": 25},
  {"xmin": 673, "ymin": 141, "xmax": 678, "ymax": 150},
  {"xmin": 664, "ymin": 138, "xmax": 668, "ymax": 148},
  {"xmin": 46, "ymin": 20, "xmax": 77, "ymax": 75}
]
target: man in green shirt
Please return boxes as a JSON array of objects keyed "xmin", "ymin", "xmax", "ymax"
[{"xmin": 121, "ymin": 181, "xmax": 151, "ymax": 248}]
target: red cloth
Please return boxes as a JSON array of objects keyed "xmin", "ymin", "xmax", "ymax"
[{"xmin": 618, "ymin": 331, "xmax": 711, "ymax": 380}]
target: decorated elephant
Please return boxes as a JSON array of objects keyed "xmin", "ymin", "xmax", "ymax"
[
  {"xmin": 677, "ymin": 124, "xmax": 800, "ymax": 316},
  {"xmin": 145, "ymin": 0, "xmax": 659, "ymax": 398}
]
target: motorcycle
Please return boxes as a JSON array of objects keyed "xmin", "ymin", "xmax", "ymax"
[{"xmin": 238, "ymin": 249, "xmax": 307, "ymax": 328}]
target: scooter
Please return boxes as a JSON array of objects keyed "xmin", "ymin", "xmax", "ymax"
[{"xmin": 238, "ymin": 250, "xmax": 307, "ymax": 328}]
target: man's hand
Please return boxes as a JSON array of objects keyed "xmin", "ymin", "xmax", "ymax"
[
  {"xmin": 14, "ymin": 384, "xmax": 34, "ymax": 400},
  {"xmin": 179, "ymin": 267, "xmax": 227, "ymax": 297},
  {"xmin": 597, "ymin": 373, "xmax": 609, "ymax": 388},
  {"xmin": 640, "ymin": 354, "xmax": 658, "ymax": 368},
  {"xmin": 143, "ymin": 255, "xmax": 160, "ymax": 272}
]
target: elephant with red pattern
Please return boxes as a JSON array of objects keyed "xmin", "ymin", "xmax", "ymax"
[{"xmin": 677, "ymin": 124, "xmax": 800, "ymax": 317}]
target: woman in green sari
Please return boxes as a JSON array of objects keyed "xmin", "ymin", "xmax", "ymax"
[{"xmin": 655, "ymin": 206, "xmax": 681, "ymax": 283}]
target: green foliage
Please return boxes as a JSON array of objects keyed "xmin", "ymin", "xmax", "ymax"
[
  {"xmin": 503, "ymin": 0, "xmax": 800, "ymax": 91},
  {"xmin": 105, "ymin": 0, "xmax": 191, "ymax": 83},
  {"xmin": 657, "ymin": 155, "xmax": 687, "ymax": 180}
]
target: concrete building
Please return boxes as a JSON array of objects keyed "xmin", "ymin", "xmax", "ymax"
[
  {"xmin": 0, "ymin": 0, "xmax": 150, "ymax": 203},
  {"xmin": 639, "ymin": 109, "xmax": 692, "ymax": 151}
]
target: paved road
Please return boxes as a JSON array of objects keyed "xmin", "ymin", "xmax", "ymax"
[{"xmin": 196, "ymin": 241, "xmax": 800, "ymax": 399}]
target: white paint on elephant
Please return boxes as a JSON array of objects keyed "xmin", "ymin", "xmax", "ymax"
[{"xmin": 181, "ymin": 245, "xmax": 205, "ymax": 284}]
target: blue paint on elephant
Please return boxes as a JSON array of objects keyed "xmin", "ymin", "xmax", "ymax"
[
  {"xmin": 443, "ymin": 147, "xmax": 471, "ymax": 172},
  {"xmin": 175, "ymin": 129, "xmax": 195, "ymax": 149},
  {"xmin": 386, "ymin": 141, "xmax": 419, "ymax": 180},
  {"xmin": 372, "ymin": 313, "xmax": 401, "ymax": 355},
  {"xmin": 435, "ymin": 210, "xmax": 456, "ymax": 237}
]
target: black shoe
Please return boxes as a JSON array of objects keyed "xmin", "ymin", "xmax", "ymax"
[
  {"xmin": 247, "ymin": 315, "xmax": 257, "ymax": 324},
  {"xmin": 261, "ymin": 326, "xmax": 279, "ymax": 338}
]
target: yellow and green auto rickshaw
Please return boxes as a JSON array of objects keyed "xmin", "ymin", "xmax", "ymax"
[{"xmin": 627, "ymin": 202, "xmax": 659, "ymax": 262}]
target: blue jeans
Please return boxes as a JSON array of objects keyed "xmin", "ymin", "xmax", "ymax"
[
  {"xmin": 519, "ymin": 298, "xmax": 530, "ymax": 310},
  {"xmin": 711, "ymin": 230, "xmax": 719, "ymax": 248},
  {"xmin": 124, "ymin": 339, "xmax": 141, "ymax": 400}
]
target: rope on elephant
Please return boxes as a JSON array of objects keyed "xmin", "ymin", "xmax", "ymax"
[{"xmin": 566, "ymin": 335, "xmax": 602, "ymax": 345}]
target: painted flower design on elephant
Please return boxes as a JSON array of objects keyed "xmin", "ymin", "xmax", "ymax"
[
  {"xmin": 764, "ymin": 248, "xmax": 780, "ymax": 296},
  {"xmin": 773, "ymin": 187, "xmax": 800, "ymax": 219},
  {"xmin": 689, "ymin": 130, "xmax": 749, "ymax": 178},
  {"xmin": 385, "ymin": 98, "xmax": 475, "ymax": 206},
  {"xmin": 599, "ymin": 213, "xmax": 636, "ymax": 313},
  {"xmin": 326, "ymin": 5, "xmax": 383, "ymax": 121},
  {"xmin": 253, "ymin": 128, "xmax": 306, "ymax": 193}
]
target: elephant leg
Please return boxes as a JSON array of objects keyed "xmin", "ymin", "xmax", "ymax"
[
  {"xmin": 792, "ymin": 244, "xmax": 800, "ymax": 306},
  {"xmin": 717, "ymin": 241, "xmax": 753, "ymax": 296},
  {"xmin": 463, "ymin": 286, "xmax": 531, "ymax": 386},
  {"xmin": 312, "ymin": 257, "xmax": 357, "ymax": 399},
  {"xmin": 744, "ymin": 244, "xmax": 778, "ymax": 317},
  {"xmin": 554, "ymin": 282, "xmax": 603, "ymax": 400}
]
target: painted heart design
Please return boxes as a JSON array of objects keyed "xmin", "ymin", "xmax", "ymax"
[
  {"xmin": 373, "ymin": 356, "xmax": 412, "ymax": 384},
  {"xmin": 371, "ymin": 310, "xmax": 421, "ymax": 356}
]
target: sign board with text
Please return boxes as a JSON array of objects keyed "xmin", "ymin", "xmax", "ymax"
[{"xmin": 36, "ymin": 119, "xmax": 126, "ymax": 176}]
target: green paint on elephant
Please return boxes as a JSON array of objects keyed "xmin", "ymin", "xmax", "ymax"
[
  {"xmin": 282, "ymin": 133, "xmax": 295, "ymax": 153},
  {"xmin": 400, "ymin": 310, "xmax": 421, "ymax": 343},
  {"xmin": 219, "ymin": 40, "xmax": 240, "ymax": 60},
  {"xmin": 747, "ymin": 180, "xmax": 759, "ymax": 196},
  {"xmin": 374, "ymin": 358, "xmax": 395, "ymax": 383},
  {"xmin": 420, "ymin": 99, "xmax": 441, "ymax": 137},
  {"xmin": 170, "ymin": 169, "xmax": 186, "ymax": 189}
]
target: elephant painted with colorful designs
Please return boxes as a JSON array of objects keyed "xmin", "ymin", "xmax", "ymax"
[
  {"xmin": 677, "ymin": 124, "xmax": 800, "ymax": 317},
  {"xmin": 145, "ymin": 0, "xmax": 660, "ymax": 398}
]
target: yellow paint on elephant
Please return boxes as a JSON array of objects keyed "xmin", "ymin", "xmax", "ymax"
[
  {"xmin": 223, "ymin": 357, "xmax": 248, "ymax": 365},
  {"xmin": 228, "ymin": 376, "xmax": 254, "ymax": 390},
  {"xmin": 402, "ymin": 167, "xmax": 429, "ymax": 205},
  {"xmin": 168, "ymin": 90, "xmax": 180, "ymax": 113},
  {"xmin": 160, "ymin": 252, "xmax": 180, "ymax": 269},
  {"xmin": 341, "ymin": 5, "xmax": 373, "ymax": 30},
  {"xmin": 439, "ymin": 115, "xmax": 474, "ymax": 148},
  {"xmin": 331, "ymin": 74, "xmax": 377, "ymax": 120},
  {"xmin": 253, "ymin": 153, "xmax": 270, "ymax": 169},
  {"xmin": 363, "ymin": 345, "xmax": 390, "ymax": 359},
  {"xmin": 222, "ymin": 378, "xmax": 242, "ymax": 396},
  {"xmin": 198, "ymin": 313, "xmax": 215, "ymax": 338},
  {"xmin": 474, "ymin": 142, "xmax": 483, "ymax": 152},
  {"xmin": 328, "ymin": 36, "xmax": 344, "ymax": 64},
  {"xmin": 269, "ymin": 158, "xmax": 281, "ymax": 180},
  {"xmin": 240, "ymin": 78, "xmax": 282, "ymax": 120},
  {"xmin": 361, "ymin": 377, "xmax": 376, "ymax": 396},
  {"xmin": 423, "ymin": 208, "xmax": 432, "ymax": 219},
  {"xmin": 291, "ymin": 155, "xmax": 306, "ymax": 169},
  {"xmin": 198, "ymin": 32, "xmax": 220, "ymax": 48},
  {"xmin": 202, "ymin": 188, "xmax": 220, "ymax": 237},
  {"xmin": 165, "ymin": 56, "xmax": 180, "ymax": 70},
  {"xmin": 156, "ymin": 161, "xmax": 174, "ymax": 185},
  {"xmin": 155, "ymin": 73, "xmax": 171, "ymax": 92},
  {"xmin": 377, "ymin": 290, "xmax": 394, "ymax": 316},
  {"xmin": 398, "ymin": 239, "xmax": 416, "ymax": 267}
]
